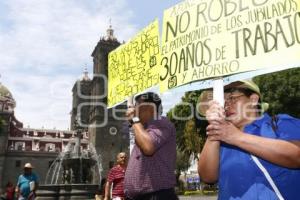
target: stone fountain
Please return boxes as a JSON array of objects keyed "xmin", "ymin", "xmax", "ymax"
[{"xmin": 36, "ymin": 121, "xmax": 102, "ymax": 200}]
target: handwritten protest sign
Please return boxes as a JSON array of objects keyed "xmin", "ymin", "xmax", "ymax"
[
  {"xmin": 160, "ymin": 0, "xmax": 300, "ymax": 92},
  {"xmin": 108, "ymin": 20, "xmax": 161, "ymax": 107}
]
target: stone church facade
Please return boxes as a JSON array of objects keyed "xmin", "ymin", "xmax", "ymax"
[{"xmin": 70, "ymin": 26, "xmax": 129, "ymax": 177}]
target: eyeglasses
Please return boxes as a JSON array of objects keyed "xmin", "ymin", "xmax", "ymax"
[{"xmin": 224, "ymin": 94, "xmax": 245, "ymax": 104}]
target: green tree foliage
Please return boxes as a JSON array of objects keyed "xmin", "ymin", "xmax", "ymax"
[
  {"xmin": 168, "ymin": 91, "xmax": 208, "ymax": 187},
  {"xmin": 175, "ymin": 148, "xmax": 190, "ymax": 177},
  {"xmin": 176, "ymin": 148, "xmax": 190, "ymax": 170},
  {"xmin": 167, "ymin": 91, "xmax": 207, "ymax": 159},
  {"xmin": 254, "ymin": 68, "xmax": 300, "ymax": 118},
  {"xmin": 175, "ymin": 148, "xmax": 190, "ymax": 192},
  {"xmin": 182, "ymin": 119, "xmax": 204, "ymax": 157}
]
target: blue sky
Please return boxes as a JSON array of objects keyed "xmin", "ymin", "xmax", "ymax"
[{"xmin": 0, "ymin": 0, "xmax": 183, "ymax": 130}]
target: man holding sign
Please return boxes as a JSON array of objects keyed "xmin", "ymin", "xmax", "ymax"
[
  {"xmin": 124, "ymin": 92, "xmax": 178, "ymax": 200},
  {"xmin": 198, "ymin": 80, "xmax": 300, "ymax": 199}
]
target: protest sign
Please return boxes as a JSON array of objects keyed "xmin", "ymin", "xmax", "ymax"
[
  {"xmin": 108, "ymin": 20, "xmax": 161, "ymax": 107},
  {"xmin": 160, "ymin": 0, "xmax": 300, "ymax": 92}
]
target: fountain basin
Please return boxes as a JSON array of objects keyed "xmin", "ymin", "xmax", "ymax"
[{"xmin": 36, "ymin": 184, "xmax": 99, "ymax": 200}]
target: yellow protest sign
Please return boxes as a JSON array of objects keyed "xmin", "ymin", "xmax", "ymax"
[
  {"xmin": 160, "ymin": 0, "xmax": 300, "ymax": 92},
  {"xmin": 108, "ymin": 19, "xmax": 161, "ymax": 107}
]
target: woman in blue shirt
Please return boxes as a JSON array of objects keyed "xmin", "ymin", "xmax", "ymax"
[{"xmin": 198, "ymin": 79, "xmax": 300, "ymax": 200}]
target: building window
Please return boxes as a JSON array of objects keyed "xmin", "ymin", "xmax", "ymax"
[
  {"xmin": 33, "ymin": 131, "xmax": 38, "ymax": 136},
  {"xmin": 15, "ymin": 142, "xmax": 25, "ymax": 151},
  {"xmin": 16, "ymin": 160, "xmax": 21, "ymax": 168},
  {"xmin": 45, "ymin": 143, "xmax": 55, "ymax": 152}
]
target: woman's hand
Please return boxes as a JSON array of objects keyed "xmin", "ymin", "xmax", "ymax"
[
  {"xmin": 205, "ymin": 100, "xmax": 244, "ymax": 145},
  {"xmin": 206, "ymin": 120, "xmax": 244, "ymax": 145},
  {"xmin": 205, "ymin": 101, "xmax": 225, "ymax": 124}
]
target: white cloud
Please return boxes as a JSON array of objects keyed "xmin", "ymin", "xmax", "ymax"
[
  {"xmin": 7, "ymin": 74, "xmax": 75, "ymax": 130},
  {"xmin": 0, "ymin": 0, "xmax": 136, "ymax": 71},
  {"xmin": 0, "ymin": 0, "xmax": 138, "ymax": 130}
]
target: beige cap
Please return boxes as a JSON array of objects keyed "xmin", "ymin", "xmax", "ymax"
[
  {"xmin": 197, "ymin": 79, "xmax": 269, "ymax": 116},
  {"xmin": 225, "ymin": 79, "xmax": 269, "ymax": 112},
  {"xmin": 224, "ymin": 79, "xmax": 261, "ymax": 96},
  {"xmin": 24, "ymin": 163, "xmax": 34, "ymax": 169}
]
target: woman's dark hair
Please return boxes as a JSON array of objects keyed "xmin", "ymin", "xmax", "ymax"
[{"xmin": 135, "ymin": 92, "xmax": 162, "ymax": 114}]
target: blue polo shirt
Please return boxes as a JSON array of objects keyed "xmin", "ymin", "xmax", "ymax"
[
  {"xmin": 17, "ymin": 173, "xmax": 38, "ymax": 198},
  {"xmin": 218, "ymin": 113, "xmax": 300, "ymax": 200}
]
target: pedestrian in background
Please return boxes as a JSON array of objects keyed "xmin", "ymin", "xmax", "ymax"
[
  {"xmin": 16, "ymin": 163, "xmax": 39, "ymax": 200},
  {"xmin": 5, "ymin": 181, "xmax": 14, "ymax": 200},
  {"xmin": 104, "ymin": 152, "xmax": 127, "ymax": 200}
]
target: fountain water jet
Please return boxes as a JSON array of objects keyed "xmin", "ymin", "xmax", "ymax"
[{"xmin": 37, "ymin": 121, "xmax": 102, "ymax": 200}]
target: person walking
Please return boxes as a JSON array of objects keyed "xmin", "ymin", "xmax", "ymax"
[
  {"xmin": 104, "ymin": 152, "xmax": 127, "ymax": 200},
  {"xmin": 5, "ymin": 181, "xmax": 15, "ymax": 200},
  {"xmin": 16, "ymin": 163, "xmax": 39, "ymax": 200}
]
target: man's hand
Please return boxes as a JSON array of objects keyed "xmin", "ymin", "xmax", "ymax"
[{"xmin": 126, "ymin": 106, "xmax": 135, "ymax": 122}]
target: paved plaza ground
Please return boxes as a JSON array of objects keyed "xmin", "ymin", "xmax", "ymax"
[{"xmin": 179, "ymin": 195, "xmax": 217, "ymax": 200}]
